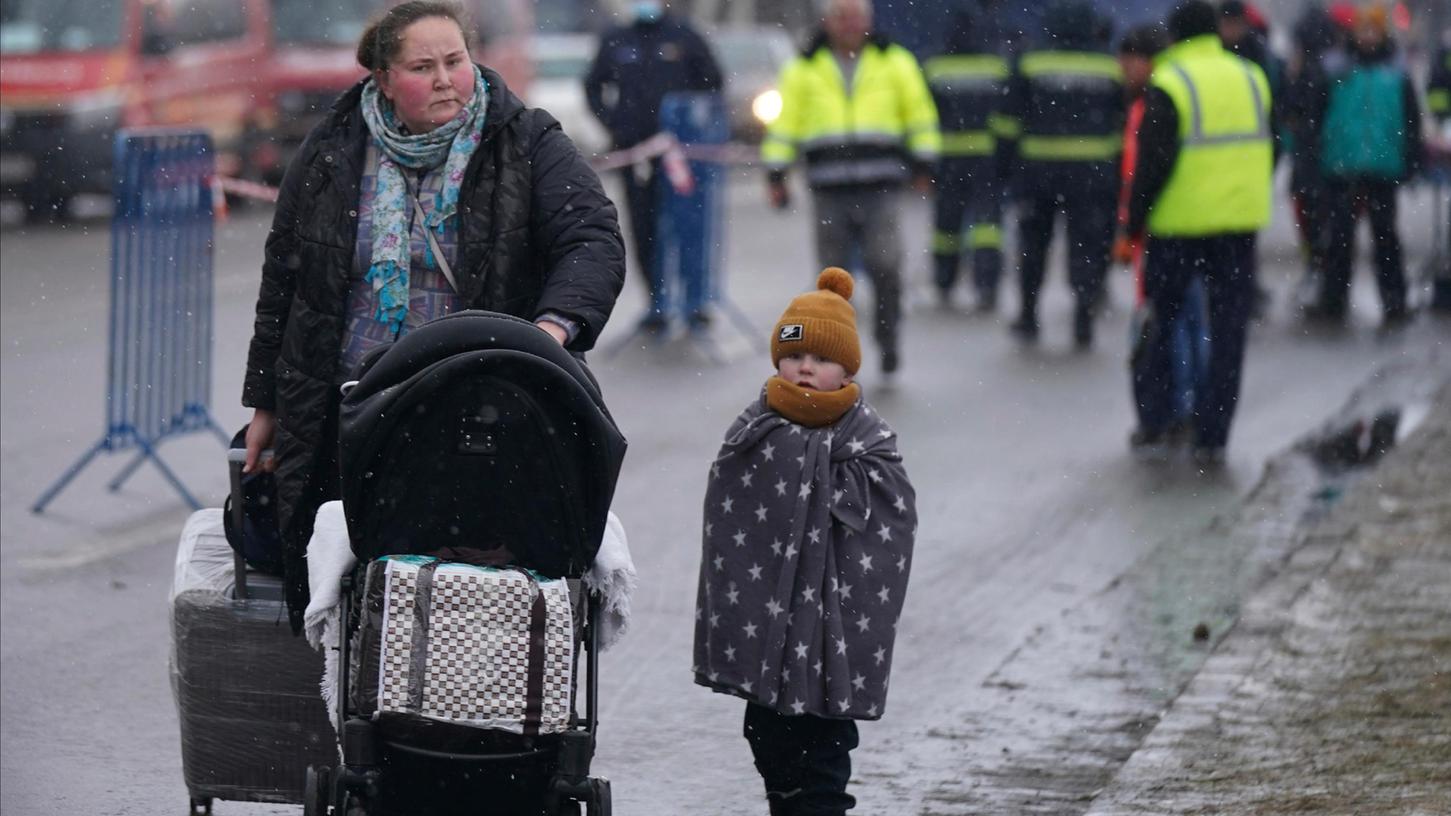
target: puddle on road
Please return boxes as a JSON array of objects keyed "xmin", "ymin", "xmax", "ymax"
[{"xmin": 1397, "ymin": 400, "xmax": 1432, "ymax": 443}]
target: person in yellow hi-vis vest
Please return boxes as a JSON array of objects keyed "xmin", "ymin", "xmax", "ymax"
[
  {"xmin": 1124, "ymin": 1, "xmax": 1274, "ymax": 468},
  {"xmin": 762, "ymin": 0, "xmax": 939, "ymax": 378}
]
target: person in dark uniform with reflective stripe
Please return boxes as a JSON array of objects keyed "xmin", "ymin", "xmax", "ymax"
[
  {"xmin": 1003, "ymin": 0, "xmax": 1124, "ymax": 348},
  {"xmin": 923, "ymin": 2, "xmax": 1012, "ymax": 311}
]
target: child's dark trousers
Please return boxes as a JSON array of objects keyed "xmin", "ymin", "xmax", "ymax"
[{"xmin": 743, "ymin": 702, "xmax": 859, "ymax": 816}]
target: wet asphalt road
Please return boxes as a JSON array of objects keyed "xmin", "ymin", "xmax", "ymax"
[{"xmin": 0, "ymin": 170, "xmax": 1445, "ymax": 815}]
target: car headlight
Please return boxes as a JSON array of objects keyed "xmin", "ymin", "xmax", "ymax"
[{"xmin": 752, "ymin": 90, "xmax": 782, "ymax": 126}]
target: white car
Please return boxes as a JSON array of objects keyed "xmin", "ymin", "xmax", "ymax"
[{"xmin": 526, "ymin": 32, "xmax": 611, "ymax": 158}]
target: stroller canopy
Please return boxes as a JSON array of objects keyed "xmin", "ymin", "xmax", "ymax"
[{"xmin": 338, "ymin": 311, "xmax": 627, "ymax": 577}]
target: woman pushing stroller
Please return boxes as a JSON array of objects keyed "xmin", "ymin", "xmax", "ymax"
[{"xmin": 239, "ymin": 1, "xmax": 625, "ymax": 632}]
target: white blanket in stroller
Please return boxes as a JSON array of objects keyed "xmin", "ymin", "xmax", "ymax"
[{"xmin": 303, "ymin": 501, "xmax": 638, "ymax": 718}]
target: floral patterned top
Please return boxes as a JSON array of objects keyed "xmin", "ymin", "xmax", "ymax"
[{"xmin": 337, "ymin": 142, "xmax": 465, "ymax": 381}]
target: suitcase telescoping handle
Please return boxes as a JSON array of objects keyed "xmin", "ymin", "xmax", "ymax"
[{"xmin": 226, "ymin": 447, "xmax": 273, "ymax": 601}]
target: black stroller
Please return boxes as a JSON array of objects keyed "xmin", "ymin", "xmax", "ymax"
[{"xmin": 304, "ymin": 311, "xmax": 627, "ymax": 816}]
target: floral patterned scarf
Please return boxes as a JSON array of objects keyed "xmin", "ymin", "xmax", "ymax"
[{"xmin": 359, "ymin": 65, "xmax": 488, "ymax": 334}]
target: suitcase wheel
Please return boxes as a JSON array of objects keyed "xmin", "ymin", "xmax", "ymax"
[{"xmin": 188, "ymin": 796, "xmax": 213, "ymax": 815}]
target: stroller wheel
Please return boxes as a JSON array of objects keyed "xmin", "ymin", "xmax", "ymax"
[
  {"xmin": 333, "ymin": 783, "xmax": 370, "ymax": 816},
  {"xmin": 586, "ymin": 778, "xmax": 612, "ymax": 816},
  {"xmin": 303, "ymin": 766, "xmax": 331, "ymax": 816}
]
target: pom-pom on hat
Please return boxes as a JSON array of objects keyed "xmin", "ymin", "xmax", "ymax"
[{"xmin": 771, "ymin": 267, "xmax": 862, "ymax": 376}]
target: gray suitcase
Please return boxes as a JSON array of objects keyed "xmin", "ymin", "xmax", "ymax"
[{"xmin": 168, "ymin": 450, "xmax": 336, "ymax": 814}]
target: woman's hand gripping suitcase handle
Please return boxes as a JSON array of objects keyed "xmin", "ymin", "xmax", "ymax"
[{"xmin": 243, "ymin": 409, "xmax": 278, "ymax": 474}]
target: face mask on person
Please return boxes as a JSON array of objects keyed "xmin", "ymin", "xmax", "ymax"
[{"xmin": 633, "ymin": 1, "xmax": 663, "ymax": 22}]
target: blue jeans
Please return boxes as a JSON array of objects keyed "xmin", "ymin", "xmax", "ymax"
[
  {"xmin": 1134, "ymin": 234, "xmax": 1256, "ymax": 449},
  {"xmin": 1131, "ymin": 274, "xmax": 1210, "ymax": 430},
  {"xmin": 1170, "ymin": 276, "xmax": 1211, "ymax": 421},
  {"xmin": 744, "ymin": 703, "xmax": 859, "ymax": 816}
]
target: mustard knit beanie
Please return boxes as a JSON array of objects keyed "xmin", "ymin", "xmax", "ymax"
[{"xmin": 771, "ymin": 267, "xmax": 861, "ymax": 376}]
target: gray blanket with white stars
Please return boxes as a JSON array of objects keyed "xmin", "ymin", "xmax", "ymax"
[{"xmin": 693, "ymin": 396, "xmax": 917, "ymax": 720}]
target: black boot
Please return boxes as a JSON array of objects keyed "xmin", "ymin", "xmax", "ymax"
[
  {"xmin": 881, "ymin": 347, "xmax": 900, "ymax": 375},
  {"xmin": 1073, "ymin": 302, "xmax": 1094, "ymax": 349},
  {"xmin": 1009, "ymin": 306, "xmax": 1038, "ymax": 341}
]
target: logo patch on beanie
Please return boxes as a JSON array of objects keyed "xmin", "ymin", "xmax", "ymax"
[{"xmin": 779, "ymin": 324, "xmax": 804, "ymax": 342}]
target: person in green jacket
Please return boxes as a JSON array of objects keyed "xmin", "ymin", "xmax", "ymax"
[{"xmin": 1307, "ymin": 4, "xmax": 1423, "ymax": 329}]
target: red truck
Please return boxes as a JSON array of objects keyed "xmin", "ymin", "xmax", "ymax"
[
  {"xmin": 0, "ymin": 0, "xmax": 274, "ymax": 220},
  {"xmin": 0, "ymin": 0, "xmax": 532, "ymax": 219}
]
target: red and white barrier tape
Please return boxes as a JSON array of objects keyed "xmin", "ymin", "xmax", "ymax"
[
  {"xmin": 216, "ymin": 175, "xmax": 280, "ymax": 203},
  {"xmin": 211, "ymin": 133, "xmax": 757, "ymax": 206}
]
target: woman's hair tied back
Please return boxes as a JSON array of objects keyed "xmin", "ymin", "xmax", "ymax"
[{"xmin": 356, "ymin": 1, "xmax": 471, "ymax": 71}]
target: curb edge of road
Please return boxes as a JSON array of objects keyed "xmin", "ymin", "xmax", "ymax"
[
  {"xmin": 909, "ymin": 333, "xmax": 1451, "ymax": 812},
  {"xmin": 1078, "ymin": 341, "xmax": 1451, "ymax": 814}
]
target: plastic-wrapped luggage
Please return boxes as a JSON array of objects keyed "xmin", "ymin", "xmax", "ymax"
[{"xmin": 169, "ymin": 508, "xmax": 336, "ymax": 810}]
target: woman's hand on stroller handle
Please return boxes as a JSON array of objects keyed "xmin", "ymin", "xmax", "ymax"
[{"xmin": 534, "ymin": 318, "xmax": 569, "ymax": 346}]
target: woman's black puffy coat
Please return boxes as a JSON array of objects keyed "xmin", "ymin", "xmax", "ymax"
[{"xmin": 242, "ymin": 67, "xmax": 625, "ymax": 623}]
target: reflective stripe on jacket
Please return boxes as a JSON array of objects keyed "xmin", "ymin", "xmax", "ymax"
[
  {"xmin": 1430, "ymin": 48, "xmax": 1451, "ymax": 119},
  {"xmin": 1147, "ymin": 36, "xmax": 1273, "ymax": 237},
  {"xmin": 925, "ymin": 53, "xmax": 1009, "ymax": 157},
  {"xmin": 763, "ymin": 35, "xmax": 940, "ymax": 188},
  {"xmin": 1006, "ymin": 49, "xmax": 1124, "ymax": 164}
]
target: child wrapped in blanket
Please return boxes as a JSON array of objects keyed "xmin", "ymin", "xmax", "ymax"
[{"xmin": 693, "ymin": 267, "xmax": 918, "ymax": 816}]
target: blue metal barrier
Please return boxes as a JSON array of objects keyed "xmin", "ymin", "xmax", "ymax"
[
  {"xmin": 653, "ymin": 92, "xmax": 728, "ymax": 321},
  {"xmin": 638, "ymin": 92, "xmax": 760, "ymax": 360},
  {"xmin": 32, "ymin": 129, "xmax": 228, "ymax": 513}
]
